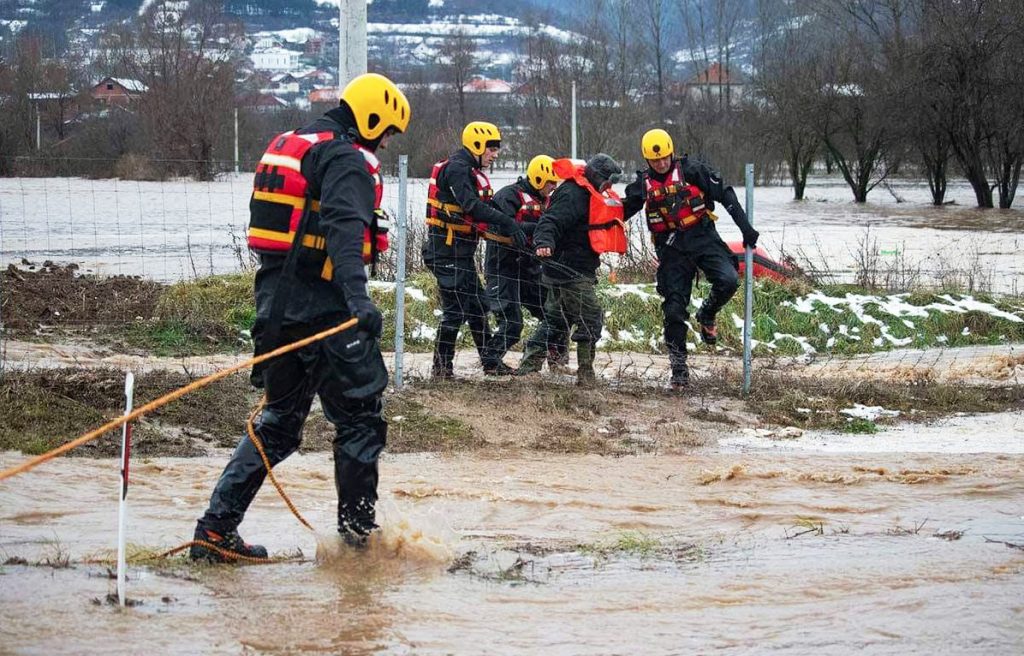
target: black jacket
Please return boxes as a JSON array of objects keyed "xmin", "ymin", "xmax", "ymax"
[
  {"xmin": 253, "ymin": 106, "xmax": 373, "ymax": 328},
  {"xmin": 424, "ymin": 147, "xmax": 517, "ymax": 261},
  {"xmin": 624, "ymin": 156, "xmax": 754, "ymax": 236},
  {"xmin": 532, "ymin": 179, "xmax": 599, "ymax": 283},
  {"xmin": 488, "ymin": 177, "xmax": 543, "ymax": 263}
]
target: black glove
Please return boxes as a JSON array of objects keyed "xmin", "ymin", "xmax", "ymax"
[
  {"xmin": 742, "ymin": 227, "xmax": 760, "ymax": 249},
  {"xmin": 512, "ymin": 227, "xmax": 528, "ymax": 251},
  {"xmin": 347, "ymin": 295, "xmax": 382, "ymax": 338}
]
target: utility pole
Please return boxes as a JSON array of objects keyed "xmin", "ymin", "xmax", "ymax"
[
  {"xmin": 571, "ymin": 80, "xmax": 577, "ymax": 159},
  {"xmin": 233, "ymin": 108, "xmax": 239, "ymax": 174},
  {"xmin": 338, "ymin": 0, "xmax": 368, "ymax": 87},
  {"xmin": 36, "ymin": 106, "xmax": 41, "ymax": 151}
]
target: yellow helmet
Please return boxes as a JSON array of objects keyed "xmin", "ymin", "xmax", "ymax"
[
  {"xmin": 641, "ymin": 128, "xmax": 674, "ymax": 160},
  {"xmin": 462, "ymin": 121, "xmax": 501, "ymax": 156},
  {"xmin": 339, "ymin": 73, "xmax": 411, "ymax": 141},
  {"xmin": 526, "ymin": 154, "xmax": 558, "ymax": 190}
]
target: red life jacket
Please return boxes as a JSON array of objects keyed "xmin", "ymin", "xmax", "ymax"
[
  {"xmin": 644, "ymin": 161, "xmax": 707, "ymax": 233},
  {"xmin": 248, "ymin": 130, "xmax": 388, "ymax": 280},
  {"xmin": 552, "ymin": 158, "xmax": 627, "ymax": 255},
  {"xmin": 425, "ymin": 159, "xmax": 496, "ymax": 246},
  {"xmin": 354, "ymin": 143, "xmax": 389, "ymax": 263}
]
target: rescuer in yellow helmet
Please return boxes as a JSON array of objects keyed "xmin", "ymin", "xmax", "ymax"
[
  {"xmin": 622, "ymin": 128, "xmax": 759, "ymax": 390},
  {"xmin": 190, "ymin": 73, "xmax": 410, "ymax": 562},
  {"xmin": 423, "ymin": 120, "xmax": 528, "ymax": 379}
]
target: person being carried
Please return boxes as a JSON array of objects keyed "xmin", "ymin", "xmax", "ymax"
[
  {"xmin": 623, "ymin": 129, "xmax": 759, "ymax": 389},
  {"xmin": 486, "ymin": 154, "xmax": 568, "ymax": 369},
  {"xmin": 423, "ymin": 121, "xmax": 527, "ymax": 379},
  {"xmin": 189, "ymin": 73, "xmax": 410, "ymax": 562},
  {"xmin": 515, "ymin": 154, "xmax": 629, "ymax": 386}
]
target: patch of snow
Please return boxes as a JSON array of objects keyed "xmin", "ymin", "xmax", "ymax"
[
  {"xmin": 412, "ymin": 323, "xmax": 437, "ymax": 340},
  {"xmin": 772, "ymin": 332, "xmax": 816, "ymax": 355},
  {"xmin": 604, "ymin": 284, "xmax": 658, "ymax": 301},
  {"xmin": 840, "ymin": 404, "xmax": 900, "ymax": 421},
  {"xmin": 405, "ymin": 287, "xmax": 428, "ymax": 302}
]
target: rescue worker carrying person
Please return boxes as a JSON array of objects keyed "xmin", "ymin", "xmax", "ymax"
[
  {"xmin": 486, "ymin": 154, "xmax": 569, "ymax": 369},
  {"xmin": 423, "ymin": 121, "xmax": 528, "ymax": 379},
  {"xmin": 623, "ymin": 128, "xmax": 759, "ymax": 389},
  {"xmin": 189, "ymin": 73, "xmax": 410, "ymax": 562},
  {"xmin": 515, "ymin": 154, "xmax": 629, "ymax": 386}
]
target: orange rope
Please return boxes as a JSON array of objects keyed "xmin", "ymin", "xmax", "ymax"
[
  {"xmin": 0, "ymin": 318, "xmax": 358, "ymax": 483},
  {"xmin": 155, "ymin": 540, "xmax": 282, "ymax": 564},
  {"xmin": 245, "ymin": 396, "xmax": 314, "ymax": 532}
]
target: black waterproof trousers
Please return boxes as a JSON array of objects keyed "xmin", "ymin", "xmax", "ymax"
[
  {"xmin": 654, "ymin": 218, "xmax": 739, "ymax": 370},
  {"xmin": 198, "ymin": 322, "xmax": 388, "ymax": 535},
  {"xmin": 484, "ymin": 245, "xmax": 553, "ymax": 360},
  {"xmin": 424, "ymin": 254, "xmax": 496, "ymax": 373}
]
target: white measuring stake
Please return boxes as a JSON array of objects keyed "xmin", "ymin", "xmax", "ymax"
[{"xmin": 116, "ymin": 371, "xmax": 135, "ymax": 608}]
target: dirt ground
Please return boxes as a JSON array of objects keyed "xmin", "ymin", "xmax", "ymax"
[{"xmin": 1, "ymin": 261, "xmax": 163, "ymax": 333}]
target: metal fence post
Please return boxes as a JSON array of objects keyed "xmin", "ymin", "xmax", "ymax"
[
  {"xmin": 393, "ymin": 154, "xmax": 408, "ymax": 390},
  {"xmin": 742, "ymin": 163, "xmax": 755, "ymax": 396}
]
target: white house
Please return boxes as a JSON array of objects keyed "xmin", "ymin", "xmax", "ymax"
[{"xmin": 251, "ymin": 47, "xmax": 301, "ymax": 73}]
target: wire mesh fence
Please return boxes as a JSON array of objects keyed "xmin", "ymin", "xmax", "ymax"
[{"xmin": 1, "ymin": 155, "xmax": 1023, "ymax": 396}]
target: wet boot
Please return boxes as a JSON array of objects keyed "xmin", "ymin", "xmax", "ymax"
[
  {"xmin": 431, "ymin": 349, "xmax": 456, "ymax": 381},
  {"xmin": 190, "ymin": 524, "xmax": 268, "ymax": 563},
  {"xmin": 483, "ymin": 361, "xmax": 515, "ymax": 376},
  {"xmin": 670, "ymin": 362, "xmax": 690, "ymax": 390},
  {"xmin": 515, "ymin": 341, "xmax": 547, "ymax": 376},
  {"xmin": 334, "ymin": 415, "xmax": 384, "ymax": 549},
  {"xmin": 695, "ymin": 309, "xmax": 718, "ymax": 346},
  {"xmin": 668, "ymin": 344, "xmax": 690, "ymax": 390},
  {"xmin": 576, "ymin": 341, "xmax": 597, "ymax": 387}
]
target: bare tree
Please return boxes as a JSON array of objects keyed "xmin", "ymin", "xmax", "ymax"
[
  {"xmin": 110, "ymin": 0, "xmax": 243, "ymax": 180},
  {"xmin": 639, "ymin": 0, "xmax": 671, "ymax": 110},
  {"xmin": 920, "ymin": 0, "xmax": 1023, "ymax": 208},
  {"xmin": 753, "ymin": 7, "xmax": 823, "ymax": 199},
  {"xmin": 437, "ymin": 29, "xmax": 477, "ymax": 124}
]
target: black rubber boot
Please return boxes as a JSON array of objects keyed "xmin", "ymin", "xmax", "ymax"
[
  {"xmin": 670, "ymin": 363, "xmax": 690, "ymax": 389},
  {"xmin": 190, "ymin": 524, "xmax": 268, "ymax": 563},
  {"xmin": 484, "ymin": 361, "xmax": 515, "ymax": 376},
  {"xmin": 695, "ymin": 309, "xmax": 718, "ymax": 346}
]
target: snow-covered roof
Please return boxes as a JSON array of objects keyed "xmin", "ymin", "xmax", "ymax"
[{"xmin": 95, "ymin": 77, "xmax": 148, "ymax": 93}]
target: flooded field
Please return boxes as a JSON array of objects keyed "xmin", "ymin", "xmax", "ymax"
[
  {"xmin": 2, "ymin": 415, "xmax": 1023, "ymax": 654},
  {"xmin": 1, "ymin": 174, "xmax": 1022, "ymax": 291}
]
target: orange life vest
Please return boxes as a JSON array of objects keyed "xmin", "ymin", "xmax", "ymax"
[
  {"xmin": 643, "ymin": 162, "xmax": 707, "ymax": 233},
  {"xmin": 512, "ymin": 187, "xmax": 544, "ymax": 246},
  {"xmin": 248, "ymin": 130, "xmax": 387, "ymax": 280},
  {"xmin": 552, "ymin": 158, "xmax": 627, "ymax": 255},
  {"xmin": 425, "ymin": 159, "xmax": 496, "ymax": 246}
]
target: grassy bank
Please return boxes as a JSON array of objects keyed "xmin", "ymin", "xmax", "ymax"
[
  {"xmin": 5, "ymin": 266, "xmax": 1023, "ymax": 358},
  {"xmin": 122, "ymin": 275, "xmax": 1024, "ymax": 358},
  {"xmin": 3, "ymin": 370, "xmax": 1022, "ymax": 458}
]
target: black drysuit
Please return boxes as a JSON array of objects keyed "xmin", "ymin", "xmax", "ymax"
[
  {"xmin": 485, "ymin": 177, "xmax": 560, "ymax": 360},
  {"xmin": 623, "ymin": 156, "xmax": 757, "ymax": 372},
  {"xmin": 198, "ymin": 106, "xmax": 388, "ymax": 537},
  {"xmin": 422, "ymin": 147, "xmax": 521, "ymax": 374}
]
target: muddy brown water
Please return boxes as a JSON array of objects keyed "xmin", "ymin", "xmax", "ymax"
[{"xmin": 2, "ymin": 440, "xmax": 1023, "ymax": 654}]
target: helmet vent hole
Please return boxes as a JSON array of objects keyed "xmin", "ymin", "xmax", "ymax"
[
  {"xmin": 384, "ymin": 90, "xmax": 390, "ymax": 104},
  {"xmin": 368, "ymin": 113, "xmax": 380, "ymax": 130},
  {"xmin": 401, "ymin": 107, "xmax": 405, "ymax": 119},
  {"xmin": 653, "ymin": 145, "xmax": 661, "ymax": 153}
]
